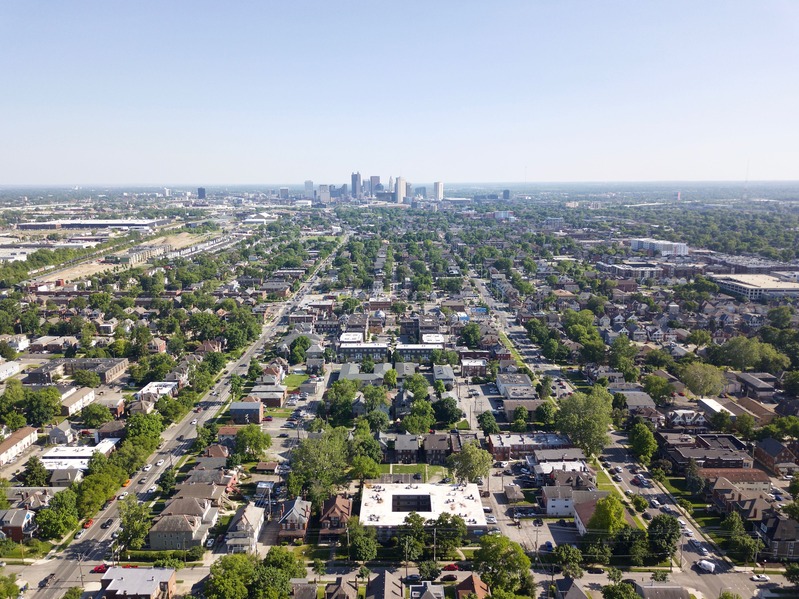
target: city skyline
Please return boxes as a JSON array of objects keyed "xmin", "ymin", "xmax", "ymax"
[{"xmin": 1, "ymin": 1, "xmax": 798, "ymax": 185}]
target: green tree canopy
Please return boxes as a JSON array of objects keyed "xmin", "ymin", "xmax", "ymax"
[
  {"xmin": 554, "ymin": 386, "xmax": 613, "ymax": 456},
  {"xmin": 447, "ymin": 441, "xmax": 492, "ymax": 483},
  {"xmin": 473, "ymin": 535, "xmax": 532, "ymax": 593}
]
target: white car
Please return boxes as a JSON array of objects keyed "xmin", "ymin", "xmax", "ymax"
[
  {"xmin": 143, "ymin": 464, "xmax": 152, "ymax": 472},
  {"xmin": 118, "ymin": 492, "xmax": 129, "ymax": 500},
  {"xmin": 156, "ymin": 459, "xmax": 165, "ymax": 467},
  {"xmin": 751, "ymin": 575, "xmax": 770, "ymax": 582},
  {"xmin": 684, "ymin": 530, "xmax": 693, "ymax": 537},
  {"xmin": 486, "ymin": 516, "xmax": 497, "ymax": 524},
  {"xmin": 191, "ymin": 419, "xmax": 198, "ymax": 425},
  {"xmin": 148, "ymin": 486, "xmax": 157, "ymax": 494}
]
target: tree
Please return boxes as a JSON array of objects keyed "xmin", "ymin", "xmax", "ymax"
[
  {"xmin": 383, "ymin": 368, "xmax": 398, "ymax": 388},
  {"xmin": 21, "ymin": 455, "xmax": 48, "ymax": 487},
  {"xmin": 717, "ymin": 593, "xmax": 742, "ymax": 599},
  {"xmin": 685, "ymin": 458, "xmax": 704, "ymax": 496},
  {"xmin": 722, "ymin": 511, "xmax": 746, "ymax": 536},
  {"xmin": 535, "ymin": 402, "xmax": 556, "ymax": 425},
  {"xmin": 785, "ymin": 562, "xmax": 799, "ymax": 586},
  {"xmin": 418, "ymin": 560, "xmax": 441, "ymax": 582},
  {"xmin": 601, "ymin": 583, "xmax": 638, "ymax": 599},
  {"xmin": 235, "ymin": 424, "xmax": 272, "ymax": 461},
  {"xmin": 403, "ymin": 400, "xmax": 436, "ymax": 434},
  {"xmin": 462, "ymin": 323, "xmax": 481, "ymax": 349},
  {"xmin": 247, "ymin": 358, "xmax": 262, "ymax": 381},
  {"xmin": 118, "ymin": 494, "xmax": 151, "ymax": 549},
  {"xmin": 347, "ymin": 517, "xmax": 378, "ymax": 562},
  {"xmin": 554, "ymin": 387, "xmax": 613, "ymax": 456},
  {"xmin": 631, "ymin": 495, "xmax": 648, "ymax": 512},
  {"xmin": 365, "ymin": 410, "xmax": 390, "ymax": 433},
  {"xmin": 587, "ymin": 494, "xmax": 627, "ymax": 535},
  {"xmin": 477, "ymin": 411, "xmax": 500, "ymax": 435},
  {"xmin": 733, "ymin": 413, "xmax": 756, "ymax": 440},
  {"xmin": 709, "ymin": 410, "xmax": 732, "ymax": 433},
  {"xmin": 350, "ymin": 455, "xmax": 381, "ymax": 482},
  {"xmin": 433, "ymin": 397, "xmax": 461, "ymax": 424},
  {"xmin": 230, "ymin": 374, "xmax": 244, "ymax": 398},
  {"xmin": 554, "ymin": 544, "xmax": 584, "ymax": 579},
  {"xmin": 473, "ymin": 535, "xmax": 531, "ymax": 592},
  {"xmin": 289, "ymin": 428, "xmax": 348, "ymax": 506},
  {"xmin": 81, "ymin": 403, "xmax": 113, "ymax": 428},
  {"xmin": 680, "ymin": 362, "xmax": 724, "ymax": 397},
  {"xmin": 264, "ymin": 546, "xmax": 307, "ymax": 579},
  {"xmin": 651, "ymin": 571, "xmax": 669, "ymax": 582},
  {"xmin": 205, "ymin": 554, "xmax": 259, "ymax": 599},
  {"xmin": 158, "ymin": 467, "xmax": 177, "ymax": 494},
  {"xmin": 399, "ymin": 512, "xmax": 427, "ymax": 562},
  {"xmin": 62, "ymin": 588, "xmax": 83, "ymax": 599},
  {"xmin": 686, "ymin": 330, "xmax": 712, "ymax": 348},
  {"xmin": 311, "ymin": 559, "xmax": 326, "ymax": 584},
  {"xmin": 429, "ymin": 513, "xmax": 467, "ymax": 558},
  {"xmin": 72, "ymin": 369, "xmax": 101, "ymax": 388},
  {"xmin": 648, "ymin": 514, "xmax": 682, "ymax": 560},
  {"xmin": 629, "ymin": 423, "xmax": 657, "ymax": 465},
  {"xmin": 362, "ymin": 386, "xmax": 389, "ymax": 413},
  {"xmin": 26, "ymin": 387, "xmax": 62, "ymax": 426},
  {"xmin": 643, "ymin": 375, "xmax": 674, "ymax": 406},
  {"xmin": 676, "ymin": 499, "xmax": 694, "ymax": 515},
  {"xmin": 789, "ymin": 473, "xmax": 799, "ymax": 500},
  {"xmin": 35, "ymin": 488, "xmax": 79, "ymax": 540},
  {"xmin": 447, "ymin": 441, "xmax": 492, "ymax": 483}
]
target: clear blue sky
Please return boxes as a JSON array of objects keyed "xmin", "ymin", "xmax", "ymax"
[{"xmin": 1, "ymin": 1, "xmax": 797, "ymax": 186}]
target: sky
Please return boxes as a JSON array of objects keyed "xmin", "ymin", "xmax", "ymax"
[{"xmin": 1, "ymin": 1, "xmax": 798, "ymax": 186}]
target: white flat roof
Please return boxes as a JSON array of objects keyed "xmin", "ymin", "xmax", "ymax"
[
  {"xmin": 339, "ymin": 332, "xmax": 364, "ymax": 342},
  {"xmin": 360, "ymin": 483, "xmax": 487, "ymax": 528},
  {"xmin": 421, "ymin": 334, "xmax": 446, "ymax": 344},
  {"xmin": 42, "ymin": 438, "xmax": 120, "ymax": 463},
  {"xmin": 713, "ymin": 274, "xmax": 799, "ymax": 291}
]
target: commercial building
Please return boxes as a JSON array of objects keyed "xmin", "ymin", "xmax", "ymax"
[
  {"xmin": 100, "ymin": 567, "xmax": 176, "ymax": 599},
  {"xmin": 360, "ymin": 483, "xmax": 486, "ymax": 541},
  {"xmin": 41, "ymin": 438, "xmax": 121, "ymax": 470},
  {"xmin": 630, "ymin": 238, "xmax": 689, "ymax": 256},
  {"xmin": 25, "ymin": 358, "xmax": 128, "ymax": 385},
  {"xmin": 710, "ymin": 274, "xmax": 799, "ymax": 301}
]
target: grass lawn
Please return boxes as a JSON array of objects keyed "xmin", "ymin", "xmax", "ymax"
[
  {"xmin": 595, "ymin": 469, "xmax": 615, "ymax": 491},
  {"xmin": 498, "ymin": 332, "xmax": 525, "ymax": 368},
  {"xmin": 266, "ymin": 408, "xmax": 295, "ymax": 417},
  {"xmin": 393, "ymin": 464, "xmax": 425, "ymax": 475},
  {"xmin": 378, "ymin": 464, "xmax": 391, "ymax": 474},
  {"xmin": 284, "ymin": 373, "xmax": 310, "ymax": 390},
  {"xmin": 455, "ymin": 419, "xmax": 470, "ymax": 430}
]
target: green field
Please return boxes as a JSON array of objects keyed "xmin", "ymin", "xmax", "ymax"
[{"xmin": 283, "ymin": 373, "xmax": 309, "ymax": 390}]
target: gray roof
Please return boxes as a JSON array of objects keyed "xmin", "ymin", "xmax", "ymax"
[{"xmin": 101, "ymin": 567, "xmax": 175, "ymax": 596}]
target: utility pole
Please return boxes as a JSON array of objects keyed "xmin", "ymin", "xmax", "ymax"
[
  {"xmin": 404, "ymin": 537, "xmax": 410, "ymax": 580},
  {"xmin": 433, "ymin": 527, "xmax": 437, "ymax": 562}
]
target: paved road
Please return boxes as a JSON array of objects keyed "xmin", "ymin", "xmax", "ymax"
[{"xmin": 18, "ymin": 243, "xmax": 342, "ymax": 598}]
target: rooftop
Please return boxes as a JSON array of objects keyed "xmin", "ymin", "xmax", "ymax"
[{"xmin": 360, "ymin": 483, "xmax": 487, "ymax": 528}]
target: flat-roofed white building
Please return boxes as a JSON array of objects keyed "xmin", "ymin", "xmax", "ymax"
[
  {"xmin": 41, "ymin": 438, "xmax": 120, "ymax": 470},
  {"xmin": 360, "ymin": 483, "xmax": 486, "ymax": 541},
  {"xmin": 0, "ymin": 361, "xmax": 21, "ymax": 381},
  {"xmin": 711, "ymin": 274, "xmax": 799, "ymax": 301},
  {"xmin": 339, "ymin": 332, "xmax": 364, "ymax": 344}
]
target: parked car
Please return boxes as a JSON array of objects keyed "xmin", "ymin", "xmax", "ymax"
[
  {"xmin": 404, "ymin": 574, "xmax": 421, "ymax": 583},
  {"xmin": 441, "ymin": 575, "xmax": 458, "ymax": 582},
  {"xmin": 206, "ymin": 537, "xmax": 215, "ymax": 548},
  {"xmin": 543, "ymin": 541, "xmax": 553, "ymax": 551},
  {"xmin": 443, "ymin": 564, "xmax": 459, "ymax": 571},
  {"xmin": 101, "ymin": 518, "xmax": 113, "ymax": 529},
  {"xmin": 642, "ymin": 512, "xmax": 653, "ymax": 520},
  {"xmin": 156, "ymin": 459, "xmax": 165, "ymax": 466},
  {"xmin": 751, "ymin": 575, "xmax": 770, "ymax": 582},
  {"xmin": 83, "ymin": 519, "xmax": 94, "ymax": 529},
  {"xmin": 91, "ymin": 564, "xmax": 108, "ymax": 574},
  {"xmin": 587, "ymin": 567, "xmax": 604, "ymax": 574}
]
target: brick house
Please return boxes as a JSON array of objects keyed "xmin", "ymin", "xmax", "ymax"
[{"xmin": 754, "ymin": 437, "xmax": 798, "ymax": 476}]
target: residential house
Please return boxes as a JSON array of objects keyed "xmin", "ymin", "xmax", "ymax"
[
  {"xmin": 320, "ymin": 496, "xmax": 352, "ymax": 543},
  {"xmin": 325, "ymin": 578, "xmax": 357, "ymax": 599},
  {"xmin": 395, "ymin": 434, "xmax": 420, "ymax": 464},
  {"xmin": 225, "ymin": 503, "xmax": 265, "ymax": 554},
  {"xmin": 278, "ymin": 498, "xmax": 312, "ymax": 540},
  {"xmin": 229, "ymin": 398, "xmax": 264, "ymax": 424},
  {"xmin": 60, "ymin": 387, "xmax": 96, "ymax": 417},
  {"xmin": 433, "ymin": 365, "xmax": 456, "ymax": 389},
  {"xmin": 630, "ymin": 582, "xmax": 689, "ymax": 599},
  {"xmin": 366, "ymin": 571, "xmax": 404, "ymax": 599},
  {"xmin": 160, "ymin": 498, "xmax": 218, "ymax": 527},
  {"xmin": 100, "ymin": 567, "xmax": 176, "ymax": 599},
  {"xmin": 455, "ymin": 574, "xmax": 490, "ymax": 599},
  {"xmin": 0, "ymin": 427, "xmax": 38, "ymax": 466},
  {"xmin": 148, "ymin": 515, "xmax": 207, "ymax": 550},
  {"xmin": 0, "ymin": 508, "xmax": 35, "ymax": 541},
  {"xmin": 48, "ymin": 421, "xmax": 77, "ymax": 445},
  {"xmin": 49, "ymin": 469, "xmax": 83, "ymax": 487},
  {"xmin": 553, "ymin": 578, "xmax": 588, "ymax": 599},
  {"xmin": 409, "ymin": 582, "xmax": 444, "ymax": 599},
  {"xmin": 423, "ymin": 434, "xmax": 450, "ymax": 465},
  {"xmin": 541, "ymin": 488, "xmax": 608, "ymax": 517},
  {"xmin": 754, "ymin": 438, "xmax": 798, "ymax": 476},
  {"xmin": 757, "ymin": 515, "xmax": 799, "ymax": 561}
]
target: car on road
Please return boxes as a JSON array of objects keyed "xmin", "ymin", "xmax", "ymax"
[
  {"xmin": 74, "ymin": 530, "xmax": 85, "ymax": 539},
  {"xmin": 148, "ymin": 485, "xmax": 157, "ymax": 493},
  {"xmin": 642, "ymin": 512, "xmax": 653, "ymax": 520},
  {"xmin": 612, "ymin": 475, "xmax": 622, "ymax": 482},
  {"xmin": 139, "ymin": 477, "xmax": 147, "ymax": 484},
  {"xmin": 83, "ymin": 519, "xmax": 94, "ymax": 529},
  {"xmin": 543, "ymin": 541, "xmax": 554, "ymax": 551},
  {"xmin": 206, "ymin": 537, "xmax": 215, "ymax": 548},
  {"xmin": 143, "ymin": 464, "xmax": 152, "ymax": 471},
  {"xmin": 118, "ymin": 492, "xmax": 129, "ymax": 500},
  {"xmin": 684, "ymin": 529, "xmax": 693, "ymax": 537},
  {"xmin": 404, "ymin": 575, "xmax": 421, "ymax": 583},
  {"xmin": 156, "ymin": 459, "xmax": 165, "ymax": 466},
  {"xmin": 751, "ymin": 575, "xmax": 770, "ymax": 582},
  {"xmin": 40, "ymin": 574, "xmax": 55, "ymax": 588},
  {"xmin": 443, "ymin": 564, "xmax": 459, "ymax": 571},
  {"xmin": 533, "ymin": 518, "xmax": 544, "ymax": 526},
  {"xmin": 101, "ymin": 518, "xmax": 114, "ymax": 529},
  {"xmin": 191, "ymin": 419, "xmax": 198, "ymax": 425},
  {"xmin": 112, "ymin": 530, "xmax": 120, "ymax": 539},
  {"xmin": 91, "ymin": 564, "xmax": 108, "ymax": 574},
  {"xmin": 486, "ymin": 516, "xmax": 497, "ymax": 524}
]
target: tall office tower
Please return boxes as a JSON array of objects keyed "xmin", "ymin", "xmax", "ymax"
[
  {"xmin": 351, "ymin": 172, "xmax": 362, "ymax": 199},
  {"xmin": 370, "ymin": 176, "xmax": 380, "ymax": 196},
  {"xmin": 318, "ymin": 184, "xmax": 331, "ymax": 203},
  {"xmin": 433, "ymin": 181, "xmax": 444, "ymax": 201},
  {"xmin": 395, "ymin": 177, "xmax": 405, "ymax": 203},
  {"xmin": 197, "ymin": 187, "xmax": 206, "ymax": 200},
  {"xmin": 164, "ymin": 188, "xmax": 171, "ymax": 198},
  {"xmin": 388, "ymin": 176, "xmax": 394, "ymax": 193},
  {"xmin": 502, "ymin": 189, "xmax": 510, "ymax": 200},
  {"xmin": 304, "ymin": 180, "xmax": 314, "ymax": 199},
  {"xmin": 415, "ymin": 186, "xmax": 427, "ymax": 199},
  {"xmin": 279, "ymin": 187, "xmax": 289, "ymax": 200}
]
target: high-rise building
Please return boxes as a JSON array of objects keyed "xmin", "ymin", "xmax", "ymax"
[
  {"xmin": 279, "ymin": 187, "xmax": 289, "ymax": 200},
  {"xmin": 502, "ymin": 189, "xmax": 510, "ymax": 200},
  {"xmin": 197, "ymin": 187, "xmax": 206, "ymax": 200},
  {"xmin": 304, "ymin": 180, "xmax": 314, "ymax": 199},
  {"xmin": 415, "ymin": 186, "xmax": 427, "ymax": 199},
  {"xmin": 318, "ymin": 184, "xmax": 331, "ymax": 203},
  {"xmin": 395, "ymin": 177, "xmax": 405, "ymax": 203},
  {"xmin": 388, "ymin": 176, "xmax": 394, "ymax": 193},
  {"xmin": 351, "ymin": 172, "xmax": 362, "ymax": 199},
  {"xmin": 164, "ymin": 188, "xmax": 171, "ymax": 198},
  {"xmin": 370, "ymin": 176, "xmax": 380, "ymax": 196},
  {"xmin": 433, "ymin": 181, "xmax": 444, "ymax": 201}
]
